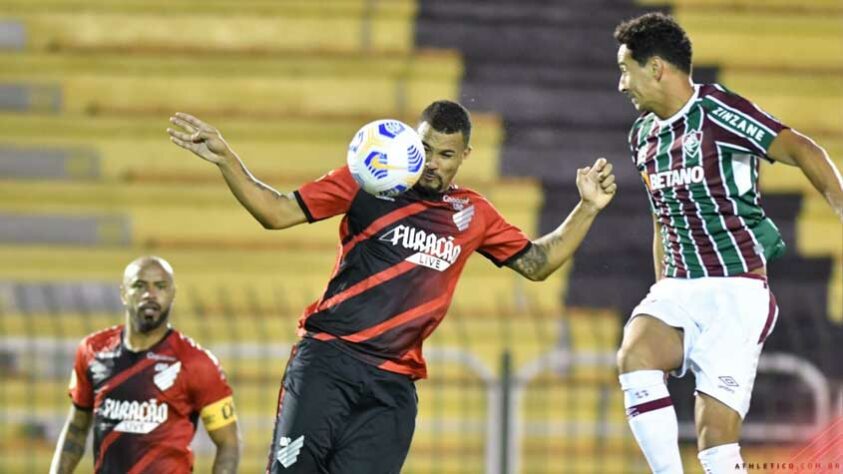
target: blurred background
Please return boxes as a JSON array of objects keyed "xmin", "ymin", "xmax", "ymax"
[{"xmin": 0, "ymin": 0, "xmax": 841, "ymax": 472}]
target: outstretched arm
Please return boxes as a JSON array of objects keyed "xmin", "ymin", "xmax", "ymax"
[
  {"xmin": 768, "ymin": 128, "xmax": 843, "ymax": 221},
  {"xmin": 49, "ymin": 406, "xmax": 93, "ymax": 474},
  {"xmin": 168, "ymin": 113, "xmax": 307, "ymax": 229},
  {"xmin": 508, "ymin": 158, "xmax": 618, "ymax": 281},
  {"xmin": 208, "ymin": 422, "xmax": 241, "ymax": 474}
]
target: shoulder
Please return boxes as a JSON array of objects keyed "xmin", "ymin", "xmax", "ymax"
[
  {"xmin": 169, "ymin": 330, "xmax": 222, "ymax": 368},
  {"xmin": 80, "ymin": 325, "xmax": 122, "ymax": 354},
  {"xmin": 698, "ymin": 82, "xmax": 754, "ymax": 110},
  {"xmin": 447, "ymin": 186, "xmax": 494, "ymax": 213}
]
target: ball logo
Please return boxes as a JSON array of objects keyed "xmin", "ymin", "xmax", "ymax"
[
  {"xmin": 406, "ymin": 145, "xmax": 423, "ymax": 174},
  {"xmin": 378, "ymin": 121, "xmax": 406, "ymax": 138}
]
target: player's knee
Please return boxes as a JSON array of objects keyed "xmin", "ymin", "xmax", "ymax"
[{"xmin": 617, "ymin": 345, "xmax": 654, "ymax": 373}]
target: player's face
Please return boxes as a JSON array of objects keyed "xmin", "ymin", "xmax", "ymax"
[
  {"xmin": 617, "ymin": 44, "xmax": 659, "ymax": 113},
  {"xmin": 416, "ymin": 121, "xmax": 471, "ymax": 193},
  {"xmin": 121, "ymin": 263, "xmax": 175, "ymax": 334}
]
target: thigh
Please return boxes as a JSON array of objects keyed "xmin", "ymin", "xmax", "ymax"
[
  {"xmin": 689, "ymin": 278, "xmax": 776, "ymax": 419},
  {"xmin": 268, "ymin": 340, "xmax": 360, "ymax": 473},
  {"xmin": 327, "ymin": 373, "xmax": 417, "ymax": 474}
]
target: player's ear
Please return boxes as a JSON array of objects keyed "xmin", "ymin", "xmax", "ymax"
[
  {"xmin": 650, "ymin": 57, "xmax": 664, "ymax": 81},
  {"xmin": 462, "ymin": 145, "xmax": 472, "ymax": 161},
  {"xmin": 119, "ymin": 284, "xmax": 128, "ymax": 305}
]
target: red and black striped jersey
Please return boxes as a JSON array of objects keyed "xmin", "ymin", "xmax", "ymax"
[
  {"xmin": 293, "ymin": 166, "xmax": 532, "ymax": 379},
  {"xmin": 69, "ymin": 326, "xmax": 234, "ymax": 474}
]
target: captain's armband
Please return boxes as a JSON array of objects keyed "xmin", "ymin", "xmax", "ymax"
[{"xmin": 200, "ymin": 396, "xmax": 237, "ymax": 431}]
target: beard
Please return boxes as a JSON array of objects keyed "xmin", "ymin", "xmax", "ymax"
[{"xmin": 131, "ymin": 303, "xmax": 170, "ymax": 334}]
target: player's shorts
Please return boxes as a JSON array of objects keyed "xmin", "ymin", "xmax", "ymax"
[
  {"xmin": 266, "ymin": 337, "xmax": 417, "ymax": 473},
  {"xmin": 628, "ymin": 274, "xmax": 778, "ymax": 418}
]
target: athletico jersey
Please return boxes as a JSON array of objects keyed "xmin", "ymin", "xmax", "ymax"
[
  {"xmin": 628, "ymin": 83, "xmax": 788, "ymax": 278},
  {"xmin": 294, "ymin": 166, "xmax": 532, "ymax": 379},
  {"xmin": 69, "ymin": 326, "xmax": 236, "ymax": 474}
]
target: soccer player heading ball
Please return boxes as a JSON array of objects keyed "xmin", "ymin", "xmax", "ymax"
[
  {"xmin": 168, "ymin": 100, "xmax": 617, "ymax": 472},
  {"xmin": 614, "ymin": 12, "xmax": 843, "ymax": 474},
  {"xmin": 50, "ymin": 256, "xmax": 241, "ymax": 474}
]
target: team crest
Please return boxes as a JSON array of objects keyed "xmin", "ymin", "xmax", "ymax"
[
  {"xmin": 153, "ymin": 362, "xmax": 181, "ymax": 391},
  {"xmin": 452, "ymin": 205, "xmax": 475, "ymax": 231},
  {"xmin": 683, "ymin": 131, "xmax": 703, "ymax": 156}
]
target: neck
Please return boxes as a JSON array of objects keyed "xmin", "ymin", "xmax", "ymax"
[
  {"xmin": 654, "ymin": 78, "xmax": 694, "ymax": 120},
  {"xmin": 124, "ymin": 318, "xmax": 169, "ymax": 352}
]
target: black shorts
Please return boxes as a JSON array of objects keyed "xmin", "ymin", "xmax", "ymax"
[{"xmin": 266, "ymin": 338, "xmax": 417, "ymax": 473}]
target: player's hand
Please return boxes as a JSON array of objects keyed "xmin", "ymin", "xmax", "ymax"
[
  {"xmin": 167, "ymin": 113, "xmax": 232, "ymax": 165},
  {"xmin": 576, "ymin": 157, "xmax": 617, "ymax": 212}
]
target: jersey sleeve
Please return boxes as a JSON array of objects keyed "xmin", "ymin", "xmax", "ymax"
[
  {"xmin": 294, "ymin": 166, "xmax": 360, "ymax": 222},
  {"xmin": 476, "ymin": 199, "xmax": 533, "ymax": 267},
  {"xmin": 188, "ymin": 349, "xmax": 237, "ymax": 431},
  {"xmin": 68, "ymin": 339, "xmax": 93, "ymax": 410},
  {"xmin": 705, "ymin": 85, "xmax": 789, "ymax": 159}
]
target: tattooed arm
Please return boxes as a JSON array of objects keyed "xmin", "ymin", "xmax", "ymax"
[
  {"xmin": 50, "ymin": 406, "xmax": 93, "ymax": 474},
  {"xmin": 507, "ymin": 159, "xmax": 617, "ymax": 281},
  {"xmin": 208, "ymin": 422, "xmax": 241, "ymax": 474}
]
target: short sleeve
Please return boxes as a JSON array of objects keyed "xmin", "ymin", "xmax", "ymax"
[
  {"xmin": 188, "ymin": 349, "xmax": 236, "ymax": 431},
  {"xmin": 476, "ymin": 200, "xmax": 532, "ymax": 267},
  {"xmin": 68, "ymin": 340, "xmax": 93, "ymax": 410},
  {"xmin": 294, "ymin": 166, "xmax": 360, "ymax": 222},
  {"xmin": 704, "ymin": 85, "xmax": 788, "ymax": 158}
]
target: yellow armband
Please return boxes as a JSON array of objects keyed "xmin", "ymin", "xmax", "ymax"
[{"xmin": 200, "ymin": 396, "xmax": 237, "ymax": 431}]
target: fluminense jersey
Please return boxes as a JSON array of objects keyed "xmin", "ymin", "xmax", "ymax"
[
  {"xmin": 294, "ymin": 166, "xmax": 532, "ymax": 379},
  {"xmin": 629, "ymin": 83, "xmax": 789, "ymax": 278},
  {"xmin": 69, "ymin": 326, "xmax": 236, "ymax": 474}
]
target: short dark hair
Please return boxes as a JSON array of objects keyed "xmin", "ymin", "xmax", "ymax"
[
  {"xmin": 614, "ymin": 12, "xmax": 692, "ymax": 74},
  {"xmin": 420, "ymin": 100, "xmax": 472, "ymax": 146}
]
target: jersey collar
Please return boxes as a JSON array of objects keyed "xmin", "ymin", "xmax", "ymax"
[{"xmin": 656, "ymin": 84, "xmax": 700, "ymax": 128}]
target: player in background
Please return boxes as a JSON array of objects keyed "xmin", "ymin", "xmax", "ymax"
[
  {"xmin": 50, "ymin": 256, "xmax": 241, "ymax": 474},
  {"xmin": 168, "ymin": 100, "xmax": 617, "ymax": 473},
  {"xmin": 613, "ymin": 13, "xmax": 843, "ymax": 474}
]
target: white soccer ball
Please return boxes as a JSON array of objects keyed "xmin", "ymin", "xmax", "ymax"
[{"xmin": 346, "ymin": 119, "xmax": 425, "ymax": 197}]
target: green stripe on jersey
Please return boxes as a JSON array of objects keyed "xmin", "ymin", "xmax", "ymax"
[{"xmin": 656, "ymin": 124, "xmax": 705, "ymax": 276}]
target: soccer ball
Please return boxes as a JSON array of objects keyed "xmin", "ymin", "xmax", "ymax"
[{"xmin": 346, "ymin": 119, "xmax": 425, "ymax": 197}]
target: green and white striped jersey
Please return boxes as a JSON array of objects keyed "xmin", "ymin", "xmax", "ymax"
[{"xmin": 628, "ymin": 83, "xmax": 788, "ymax": 278}]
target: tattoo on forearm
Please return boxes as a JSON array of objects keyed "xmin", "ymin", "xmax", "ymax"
[{"xmin": 510, "ymin": 244, "xmax": 549, "ymax": 279}]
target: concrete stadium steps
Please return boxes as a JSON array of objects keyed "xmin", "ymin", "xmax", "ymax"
[
  {"xmin": 0, "ymin": 179, "xmax": 539, "ymax": 250},
  {"xmin": 760, "ymin": 141, "xmax": 843, "ymax": 192},
  {"xmin": 0, "ymin": 51, "xmax": 461, "ymax": 118},
  {"xmin": 660, "ymin": 8, "xmax": 843, "ymax": 70},
  {"xmin": 0, "ymin": 0, "xmax": 417, "ymax": 55},
  {"xmin": 0, "ymin": 113, "xmax": 503, "ymax": 184},
  {"xmin": 717, "ymin": 71, "xmax": 842, "ymax": 133},
  {"xmin": 641, "ymin": 0, "xmax": 842, "ymax": 9}
]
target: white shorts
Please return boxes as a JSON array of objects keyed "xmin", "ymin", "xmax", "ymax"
[{"xmin": 628, "ymin": 274, "xmax": 778, "ymax": 418}]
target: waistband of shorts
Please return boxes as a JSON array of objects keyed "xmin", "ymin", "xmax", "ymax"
[{"xmin": 734, "ymin": 272, "xmax": 767, "ymax": 282}]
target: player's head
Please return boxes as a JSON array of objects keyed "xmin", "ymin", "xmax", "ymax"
[
  {"xmin": 614, "ymin": 13, "xmax": 692, "ymax": 113},
  {"xmin": 416, "ymin": 100, "xmax": 473, "ymax": 193},
  {"xmin": 120, "ymin": 256, "xmax": 176, "ymax": 334}
]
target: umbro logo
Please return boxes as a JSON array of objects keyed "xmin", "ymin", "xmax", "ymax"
[
  {"xmin": 276, "ymin": 435, "xmax": 305, "ymax": 468},
  {"xmin": 718, "ymin": 376, "xmax": 739, "ymax": 387}
]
